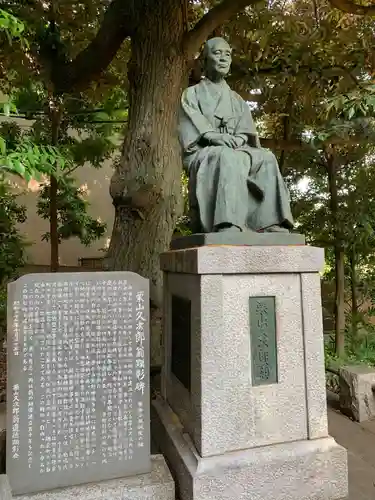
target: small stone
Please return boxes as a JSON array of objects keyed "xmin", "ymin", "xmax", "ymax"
[{"xmin": 339, "ymin": 365, "xmax": 375, "ymax": 422}]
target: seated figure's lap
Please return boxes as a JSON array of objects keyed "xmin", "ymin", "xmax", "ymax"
[
  {"xmin": 205, "ymin": 145, "xmax": 249, "ymax": 165},
  {"xmin": 204, "ymin": 145, "xmax": 277, "ymax": 165}
]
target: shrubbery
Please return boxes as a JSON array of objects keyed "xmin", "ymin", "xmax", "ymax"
[{"xmin": 0, "ymin": 179, "xmax": 27, "ymax": 343}]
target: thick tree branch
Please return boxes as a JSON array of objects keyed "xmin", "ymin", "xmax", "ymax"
[
  {"xmin": 184, "ymin": 0, "xmax": 262, "ymax": 57},
  {"xmin": 52, "ymin": 0, "xmax": 135, "ymax": 94},
  {"xmin": 329, "ymin": 0, "xmax": 375, "ymax": 15}
]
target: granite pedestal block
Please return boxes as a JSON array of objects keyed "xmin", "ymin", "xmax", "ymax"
[
  {"xmin": 339, "ymin": 365, "xmax": 375, "ymax": 422},
  {"xmin": 0, "ymin": 455, "xmax": 174, "ymax": 500},
  {"xmin": 153, "ymin": 398, "xmax": 348, "ymax": 500},
  {"xmin": 154, "ymin": 243, "xmax": 348, "ymax": 500}
]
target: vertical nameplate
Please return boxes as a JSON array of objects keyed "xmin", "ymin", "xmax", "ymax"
[
  {"xmin": 249, "ymin": 297, "xmax": 278, "ymax": 386},
  {"xmin": 171, "ymin": 295, "xmax": 191, "ymax": 392}
]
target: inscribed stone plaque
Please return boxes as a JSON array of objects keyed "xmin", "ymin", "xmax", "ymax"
[
  {"xmin": 171, "ymin": 295, "xmax": 191, "ymax": 391},
  {"xmin": 249, "ymin": 297, "xmax": 278, "ymax": 386},
  {"xmin": 7, "ymin": 272, "xmax": 150, "ymax": 496}
]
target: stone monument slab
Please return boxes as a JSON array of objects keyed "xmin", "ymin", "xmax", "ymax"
[{"xmin": 7, "ymin": 272, "xmax": 150, "ymax": 496}]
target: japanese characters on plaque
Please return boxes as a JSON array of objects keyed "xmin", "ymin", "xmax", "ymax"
[
  {"xmin": 7, "ymin": 272, "xmax": 150, "ymax": 496},
  {"xmin": 249, "ymin": 296, "xmax": 278, "ymax": 387}
]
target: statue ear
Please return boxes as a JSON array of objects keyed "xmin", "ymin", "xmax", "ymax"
[
  {"xmin": 189, "ymin": 57, "xmax": 204, "ymax": 86},
  {"xmin": 200, "ymin": 56, "xmax": 206, "ymax": 75}
]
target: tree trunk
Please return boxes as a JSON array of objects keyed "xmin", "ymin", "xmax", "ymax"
[
  {"xmin": 334, "ymin": 247, "xmax": 346, "ymax": 357},
  {"xmin": 349, "ymin": 247, "xmax": 358, "ymax": 339},
  {"xmin": 106, "ymin": 0, "xmax": 188, "ymax": 364},
  {"xmin": 49, "ymin": 104, "xmax": 62, "ymax": 272},
  {"xmin": 49, "ymin": 175, "xmax": 59, "ymax": 272},
  {"xmin": 326, "ymin": 151, "xmax": 346, "ymax": 357},
  {"xmin": 278, "ymin": 92, "xmax": 293, "ymax": 176}
]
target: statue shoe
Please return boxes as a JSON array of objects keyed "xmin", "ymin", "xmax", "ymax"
[
  {"xmin": 261, "ymin": 225, "xmax": 289, "ymax": 233},
  {"xmin": 214, "ymin": 223, "xmax": 242, "ymax": 232}
]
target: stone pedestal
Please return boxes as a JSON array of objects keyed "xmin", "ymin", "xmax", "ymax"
[
  {"xmin": 0, "ymin": 455, "xmax": 174, "ymax": 500},
  {"xmin": 152, "ymin": 242, "xmax": 348, "ymax": 500}
]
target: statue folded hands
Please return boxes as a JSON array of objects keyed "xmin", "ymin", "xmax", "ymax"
[{"xmin": 178, "ymin": 37, "xmax": 294, "ymax": 233}]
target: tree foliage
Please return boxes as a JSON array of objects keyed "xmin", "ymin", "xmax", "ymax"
[
  {"xmin": 0, "ymin": 5, "xmax": 126, "ymax": 271},
  {"xmin": 37, "ymin": 176, "xmax": 106, "ymax": 246}
]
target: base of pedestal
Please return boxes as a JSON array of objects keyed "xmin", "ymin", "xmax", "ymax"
[
  {"xmin": 0, "ymin": 455, "xmax": 175, "ymax": 500},
  {"xmin": 152, "ymin": 398, "xmax": 348, "ymax": 500}
]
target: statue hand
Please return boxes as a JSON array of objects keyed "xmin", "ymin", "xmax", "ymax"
[
  {"xmin": 233, "ymin": 136, "xmax": 246, "ymax": 148},
  {"xmin": 203, "ymin": 132, "xmax": 237, "ymax": 148},
  {"xmin": 203, "ymin": 132, "xmax": 224, "ymax": 146},
  {"xmin": 220, "ymin": 134, "xmax": 238, "ymax": 148}
]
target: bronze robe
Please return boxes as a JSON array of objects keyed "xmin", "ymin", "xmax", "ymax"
[{"xmin": 178, "ymin": 78, "xmax": 294, "ymax": 232}]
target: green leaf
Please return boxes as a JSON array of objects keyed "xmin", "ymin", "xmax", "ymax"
[
  {"xmin": 0, "ymin": 137, "xmax": 6, "ymax": 155},
  {"xmin": 3, "ymin": 102, "xmax": 10, "ymax": 116},
  {"xmin": 27, "ymin": 150, "xmax": 35, "ymax": 166},
  {"xmin": 23, "ymin": 170, "xmax": 32, "ymax": 182},
  {"xmin": 13, "ymin": 159, "xmax": 25, "ymax": 176}
]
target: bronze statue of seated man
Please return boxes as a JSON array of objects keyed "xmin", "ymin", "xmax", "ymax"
[{"xmin": 178, "ymin": 37, "xmax": 294, "ymax": 234}]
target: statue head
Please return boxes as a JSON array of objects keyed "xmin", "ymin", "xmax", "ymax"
[{"xmin": 203, "ymin": 37, "xmax": 232, "ymax": 80}]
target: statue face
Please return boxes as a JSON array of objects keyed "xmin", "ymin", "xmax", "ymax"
[{"xmin": 205, "ymin": 39, "xmax": 232, "ymax": 78}]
